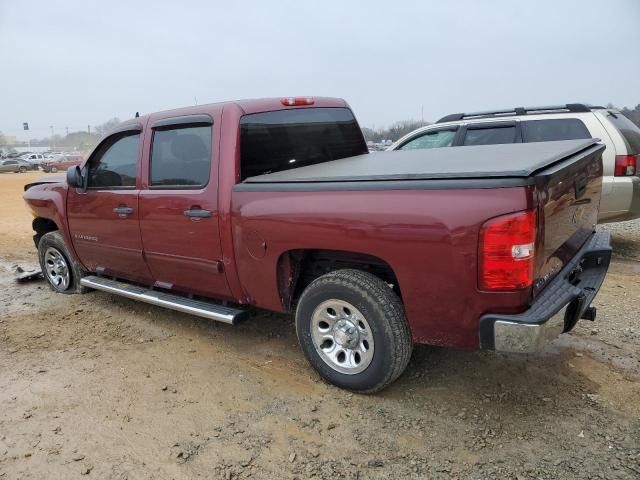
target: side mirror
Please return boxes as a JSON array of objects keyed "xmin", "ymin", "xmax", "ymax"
[{"xmin": 66, "ymin": 165, "xmax": 84, "ymax": 189}]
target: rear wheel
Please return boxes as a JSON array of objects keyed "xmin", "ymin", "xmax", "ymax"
[
  {"xmin": 50, "ymin": 166, "xmax": 58, "ymax": 173},
  {"xmin": 38, "ymin": 231, "xmax": 88, "ymax": 294},
  {"xmin": 18, "ymin": 166, "xmax": 27, "ymax": 173},
  {"xmin": 296, "ymin": 269, "xmax": 412, "ymax": 393}
]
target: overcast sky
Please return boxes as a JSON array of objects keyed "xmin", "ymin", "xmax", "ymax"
[{"xmin": 1, "ymin": 0, "xmax": 638, "ymax": 140}]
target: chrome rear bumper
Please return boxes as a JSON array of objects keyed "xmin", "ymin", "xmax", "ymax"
[{"xmin": 479, "ymin": 231, "xmax": 611, "ymax": 353}]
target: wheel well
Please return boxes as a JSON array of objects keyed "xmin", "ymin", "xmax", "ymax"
[
  {"xmin": 32, "ymin": 217, "xmax": 58, "ymax": 247},
  {"xmin": 277, "ymin": 249, "xmax": 401, "ymax": 311}
]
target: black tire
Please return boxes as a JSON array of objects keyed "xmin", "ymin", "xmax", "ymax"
[
  {"xmin": 19, "ymin": 166, "xmax": 27, "ymax": 173},
  {"xmin": 37, "ymin": 231, "xmax": 89, "ymax": 294},
  {"xmin": 50, "ymin": 166, "xmax": 58, "ymax": 173},
  {"xmin": 296, "ymin": 269, "xmax": 412, "ymax": 393}
]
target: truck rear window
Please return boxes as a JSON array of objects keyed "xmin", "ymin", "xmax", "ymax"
[
  {"xmin": 239, "ymin": 107, "xmax": 367, "ymax": 180},
  {"xmin": 522, "ymin": 118, "xmax": 591, "ymax": 142},
  {"xmin": 605, "ymin": 112, "xmax": 640, "ymax": 155}
]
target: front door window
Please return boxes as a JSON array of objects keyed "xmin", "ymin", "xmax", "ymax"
[{"xmin": 88, "ymin": 133, "xmax": 139, "ymax": 188}]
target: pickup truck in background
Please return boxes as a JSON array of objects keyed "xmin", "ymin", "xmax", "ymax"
[
  {"xmin": 23, "ymin": 97, "xmax": 612, "ymax": 392},
  {"xmin": 20, "ymin": 153, "xmax": 47, "ymax": 167}
]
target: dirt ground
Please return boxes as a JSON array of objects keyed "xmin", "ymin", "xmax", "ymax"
[{"xmin": 1, "ymin": 171, "xmax": 639, "ymax": 480}]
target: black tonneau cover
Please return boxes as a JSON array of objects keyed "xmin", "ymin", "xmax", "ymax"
[{"xmin": 243, "ymin": 139, "xmax": 600, "ymax": 183}]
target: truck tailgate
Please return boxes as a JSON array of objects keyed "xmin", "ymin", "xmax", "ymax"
[{"xmin": 533, "ymin": 142, "xmax": 605, "ymax": 295}]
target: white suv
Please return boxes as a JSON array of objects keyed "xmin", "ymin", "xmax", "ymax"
[{"xmin": 388, "ymin": 104, "xmax": 640, "ymax": 223}]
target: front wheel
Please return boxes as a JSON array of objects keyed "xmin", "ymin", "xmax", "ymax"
[
  {"xmin": 38, "ymin": 231, "xmax": 89, "ymax": 294},
  {"xmin": 296, "ymin": 269, "xmax": 413, "ymax": 393},
  {"xmin": 50, "ymin": 166, "xmax": 58, "ymax": 173},
  {"xmin": 19, "ymin": 166, "xmax": 27, "ymax": 173}
]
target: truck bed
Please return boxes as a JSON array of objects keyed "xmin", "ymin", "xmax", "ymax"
[{"xmin": 242, "ymin": 139, "xmax": 600, "ymax": 184}]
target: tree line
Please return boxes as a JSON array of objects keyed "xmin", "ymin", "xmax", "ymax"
[
  {"xmin": 618, "ymin": 104, "xmax": 640, "ymax": 127},
  {"xmin": 361, "ymin": 120, "xmax": 429, "ymax": 143}
]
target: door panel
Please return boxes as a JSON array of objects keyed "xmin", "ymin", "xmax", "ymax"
[
  {"xmin": 138, "ymin": 118, "xmax": 232, "ymax": 300},
  {"xmin": 67, "ymin": 189, "xmax": 152, "ymax": 283},
  {"xmin": 139, "ymin": 191, "xmax": 231, "ymax": 299}
]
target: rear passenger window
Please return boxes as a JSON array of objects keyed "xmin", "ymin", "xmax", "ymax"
[
  {"xmin": 150, "ymin": 125, "xmax": 212, "ymax": 188},
  {"xmin": 523, "ymin": 119, "xmax": 591, "ymax": 142},
  {"xmin": 463, "ymin": 126, "xmax": 517, "ymax": 146},
  {"xmin": 399, "ymin": 129, "xmax": 456, "ymax": 150}
]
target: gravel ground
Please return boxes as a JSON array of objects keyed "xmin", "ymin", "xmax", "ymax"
[
  {"xmin": 0, "ymin": 172, "xmax": 639, "ymax": 480},
  {"xmin": 601, "ymin": 219, "xmax": 640, "ymax": 262}
]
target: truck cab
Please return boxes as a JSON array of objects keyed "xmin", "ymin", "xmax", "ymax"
[{"xmin": 27, "ymin": 97, "xmax": 367, "ymax": 301}]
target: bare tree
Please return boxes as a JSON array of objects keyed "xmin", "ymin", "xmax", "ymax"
[
  {"xmin": 362, "ymin": 120, "xmax": 430, "ymax": 143},
  {"xmin": 94, "ymin": 118, "xmax": 121, "ymax": 136}
]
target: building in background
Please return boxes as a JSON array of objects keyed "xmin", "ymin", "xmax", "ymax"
[{"xmin": 0, "ymin": 134, "xmax": 17, "ymax": 145}]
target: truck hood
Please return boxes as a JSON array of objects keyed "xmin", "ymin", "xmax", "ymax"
[
  {"xmin": 243, "ymin": 139, "xmax": 600, "ymax": 183},
  {"xmin": 24, "ymin": 175, "xmax": 65, "ymax": 191}
]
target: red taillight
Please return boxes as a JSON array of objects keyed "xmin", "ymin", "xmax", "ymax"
[
  {"xmin": 614, "ymin": 154, "xmax": 638, "ymax": 177},
  {"xmin": 280, "ymin": 97, "xmax": 314, "ymax": 106},
  {"xmin": 479, "ymin": 210, "xmax": 537, "ymax": 291}
]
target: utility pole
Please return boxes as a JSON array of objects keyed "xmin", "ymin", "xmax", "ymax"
[
  {"xmin": 88, "ymin": 125, "xmax": 91, "ymax": 134},
  {"xmin": 50, "ymin": 125, "xmax": 55, "ymax": 150},
  {"xmin": 65, "ymin": 126, "xmax": 69, "ymax": 136}
]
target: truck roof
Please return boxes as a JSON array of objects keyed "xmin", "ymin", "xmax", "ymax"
[
  {"xmin": 122, "ymin": 97, "xmax": 348, "ymax": 125},
  {"xmin": 243, "ymin": 139, "xmax": 601, "ymax": 183}
]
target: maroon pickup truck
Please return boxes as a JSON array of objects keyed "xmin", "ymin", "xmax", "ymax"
[{"xmin": 23, "ymin": 97, "xmax": 611, "ymax": 392}]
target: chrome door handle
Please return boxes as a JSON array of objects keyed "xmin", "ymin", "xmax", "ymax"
[
  {"xmin": 184, "ymin": 209, "xmax": 212, "ymax": 218},
  {"xmin": 113, "ymin": 206, "xmax": 134, "ymax": 215}
]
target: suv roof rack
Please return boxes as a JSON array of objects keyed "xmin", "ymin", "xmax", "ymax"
[{"xmin": 436, "ymin": 103, "xmax": 604, "ymax": 123}]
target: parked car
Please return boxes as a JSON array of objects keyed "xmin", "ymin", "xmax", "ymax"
[
  {"xmin": 19, "ymin": 153, "xmax": 46, "ymax": 166},
  {"xmin": 23, "ymin": 97, "xmax": 611, "ymax": 392},
  {"xmin": 41, "ymin": 154, "xmax": 84, "ymax": 173},
  {"xmin": 0, "ymin": 159, "xmax": 37, "ymax": 173},
  {"xmin": 388, "ymin": 104, "xmax": 640, "ymax": 223}
]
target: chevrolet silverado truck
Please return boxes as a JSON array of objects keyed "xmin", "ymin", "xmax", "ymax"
[{"xmin": 23, "ymin": 97, "xmax": 612, "ymax": 392}]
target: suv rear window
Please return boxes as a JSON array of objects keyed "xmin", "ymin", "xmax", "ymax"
[
  {"xmin": 605, "ymin": 112, "xmax": 640, "ymax": 154},
  {"xmin": 522, "ymin": 118, "xmax": 591, "ymax": 142},
  {"xmin": 240, "ymin": 107, "xmax": 367, "ymax": 180}
]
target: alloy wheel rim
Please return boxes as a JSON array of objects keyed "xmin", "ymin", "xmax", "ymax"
[
  {"xmin": 44, "ymin": 247, "xmax": 70, "ymax": 290},
  {"xmin": 310, "ymin": 299, "xmax": 374, "ymax": 375}
]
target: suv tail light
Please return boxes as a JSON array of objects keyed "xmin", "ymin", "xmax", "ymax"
[
  {"xmin": 614, "ymin": 154, "xmax": 638, "ymax": 176},
  {"xmin": 479, "ymin": 210, "xmax": 537, "ymax": 290}
]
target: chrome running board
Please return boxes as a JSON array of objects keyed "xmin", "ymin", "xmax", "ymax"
[{"xmin": 80, "ymin": 275, "xmax": 247, "ymax": 325}]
